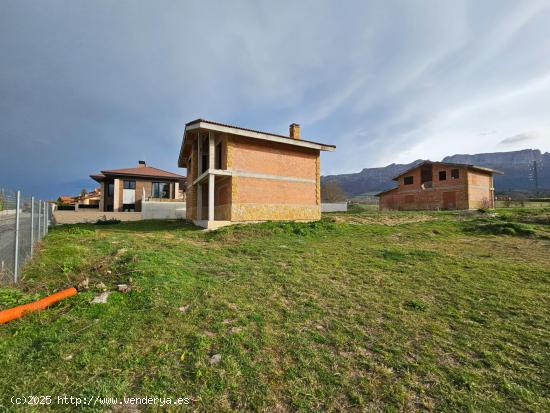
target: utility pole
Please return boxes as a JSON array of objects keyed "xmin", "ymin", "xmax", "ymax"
[{"xmin": 533, "ymin": 160, "xmax": 539, "ymax": 196}]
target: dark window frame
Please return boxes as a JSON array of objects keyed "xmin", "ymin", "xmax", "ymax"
[
  {"xmin": 404, "ymin": 176, "xmax": 414, "ymax": 185},
  {"xmin": 122, "ymin": 203, "xmax": 135, "ymax": 212},
  {"xmin": 451, "ymin": 169, "xmax": 460, "ymax": 179},
  {"xmin": 107, "ymin": 183, "xmax": 114, "ymax": 197},
  {"xmin": 152, "ymin": 182, "xmax": 170, "ymax": 199},
  {"xmin": 439, "ymin": 171, "xmax": 447, "ymax": 181},
  {"xmin": 123, "ymin": 180, "xmax": 136, "ymax": 190}
]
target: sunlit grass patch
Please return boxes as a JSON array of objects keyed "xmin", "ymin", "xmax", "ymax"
[{"xmin": 0, "ymin": 208, "xmax": 548, "ymax": 412}]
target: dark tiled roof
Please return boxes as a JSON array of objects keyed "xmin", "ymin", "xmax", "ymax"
[
  {"xmin": 185, "ymin": 118, "xmax": 336, "ymax": 148},
  {"xmin": 90, "ymin": 173, "xmax": 106, "ymax": 182},
  {"xmin": 392, "ymin": 161, "xmax": 503, "ymax": 181},
  {"xmin": 90, "ymin": 166, "xmax": 185, "ymax": 182}
]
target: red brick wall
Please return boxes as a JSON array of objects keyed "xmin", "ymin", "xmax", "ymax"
[
  {"xmin": 231, "ymin": 136, "xmax": 318, "ymax": 180},
  {"xmin": 233, "ymin": 177, "xmax": 316, "ymax": 205},
  {"xmin": 379, "ymin": 165, "xmax": 477, "ymax": 210}
]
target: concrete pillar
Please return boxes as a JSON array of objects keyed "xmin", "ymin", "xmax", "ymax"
[
  {"xmin": 197, "ymin": 183, "xmax": 202, "ymax": 220},
  {"xmin": 209, "ymin": 131, "xmax": 215, "ymax": 169},
  {"xmin": 197, "ymin": 132, "xmax": 202, "ymax": 175},
  {"xmin": 174, "ymin": 181, "xmax": 180, "ymax": 199},
  {"xmin": 113, "ymin": 179, "xmax": 121, "ymax": 211},
  {"xmin": 208, "ymin": 174, "xmax": 214, "ymax": 221}
]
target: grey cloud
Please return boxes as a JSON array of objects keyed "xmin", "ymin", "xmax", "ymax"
[
  {"xmin": 499, "ymin": 133, "xmax": 536, "ymax": 145},
  {"xmin": 1, "ymin": 0, "xmax": 550, "ymax": 196}
]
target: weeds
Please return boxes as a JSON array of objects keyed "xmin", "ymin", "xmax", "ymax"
[
  {"xmin": 0, "ymin": 208, "xmax": 548, "ymax": 412},
  {"xmin": 95, "ymin": 218, "xmax": 121, "ymax": 225}
]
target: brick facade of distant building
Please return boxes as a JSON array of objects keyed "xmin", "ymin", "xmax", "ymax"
[
  {"xmin": 377, "ymin": 161, "xmax": 502, "ymax": 211},
  {"xmin": 91, "ymin": 162, "xmax": 186, "ymax": 212}
]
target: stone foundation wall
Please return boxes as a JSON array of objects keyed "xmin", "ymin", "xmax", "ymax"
[{"xmin": 231, "ymin": 203, "xmax": 321, "ymax": 221}]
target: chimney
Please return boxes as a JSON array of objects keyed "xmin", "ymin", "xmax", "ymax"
[
  {"xmin": 289, "ymin": 123, "xmax": 301, "ymax": 140},
  {"xmin": 138, "ymin": 160, "xmax": 146, "ymax": 168}
]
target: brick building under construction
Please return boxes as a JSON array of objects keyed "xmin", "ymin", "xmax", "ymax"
[
  {"xmin": 178, "ymin": 119, "xmax": 335, "ymax": 229},
  {"xmin": 377, "ymin": 161, "xmax": 503, "ymax": 211}
]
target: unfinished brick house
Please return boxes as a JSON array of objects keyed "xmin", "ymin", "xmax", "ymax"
[
  {"xmin": 377, "ymin": 161, "xmax": 503, "ymax": 211},
  {"xmin": 178, "ymin": 119, "xmax": 335, "ymax": 229},
  {"xmin": 90, "ymin": 161, "xmax": 186, "ymax": 212}
]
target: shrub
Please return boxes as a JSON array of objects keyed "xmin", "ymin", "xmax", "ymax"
[{"xmin": 95, "ymin": 218, "xmax": 121, "ymax": 225}]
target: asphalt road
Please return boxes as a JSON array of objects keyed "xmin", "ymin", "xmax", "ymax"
[{"xmin": 0, "ymin": 212, "xmax": 35, "ymax": 282}]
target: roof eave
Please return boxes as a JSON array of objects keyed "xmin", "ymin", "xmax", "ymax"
[
  {"xmin": 98, "ymin": 171, "xmax": 184, "ymax": 180},
  {"xmin": 184, "ymin": 120, "xmax": 336, "ymax": 152},
  {"xmin": 90, "ymin": 174, "xmax": 105, "ymax": 183}
]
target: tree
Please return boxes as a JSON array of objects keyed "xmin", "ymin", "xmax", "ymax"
[
  {"xmin": 321, "ymin": 181, "xmax": 347, "ymax": 202},
  {"xmin": 80, "ymin": 188, "xmax": 87, "ymax": 197}
]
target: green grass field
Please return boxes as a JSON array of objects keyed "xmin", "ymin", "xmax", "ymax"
[{"xmin": 1, "ymin": 209, "xmax": 549, "ymax": 412}]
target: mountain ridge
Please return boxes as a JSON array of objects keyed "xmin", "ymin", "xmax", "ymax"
[{"xmin": 322, "ymin": 149, "xmax": 549, "ymax": 196}]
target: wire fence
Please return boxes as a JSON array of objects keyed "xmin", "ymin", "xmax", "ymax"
[{"xmin": 0, "ymin": 188, "xmax": 52, "ymax": 285}]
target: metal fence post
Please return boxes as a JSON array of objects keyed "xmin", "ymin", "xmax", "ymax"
[
  {"xmin": 46, "ymin": 202, "xmax": 49, "ymax": 234},
  {"xmin": 13, "ymin": 190, "xmax": 21, "ymax": 283},
  {"xmin": 37, "ymin": 200, "xmax": 42, "ymax": 240},
  {"xmin": 42, "ymin": 201, "xmax": 46, "ymax": 237},
  {"xmin": 30, "ymin": 196, "xmax": 35, "ymax": 256},
  {"xmin": 44, "ymin": 201, "xmax": 48, "ymax": 236}
]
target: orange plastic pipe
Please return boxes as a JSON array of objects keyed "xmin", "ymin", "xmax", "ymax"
[{"xmin": 0, "ymin": 287, "xmax": 77, "ymax": 324}]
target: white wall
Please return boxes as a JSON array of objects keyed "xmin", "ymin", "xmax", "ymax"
[
  {"xmin": 321, "ymin": 202, "xmax": 348, "ymax": 212},
  {"xmin": 141, "ymin": 201, "xmax": 186, "ymax": 220}
]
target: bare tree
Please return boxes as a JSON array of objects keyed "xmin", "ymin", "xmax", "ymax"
[{"xmin": 321, "ymin": 181, "xmax": 347, "ymax": 202}]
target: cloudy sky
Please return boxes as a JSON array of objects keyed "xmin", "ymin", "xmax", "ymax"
[{"xmin": 1, "ymin": 0, "xmax": 549, "ymax": 198}]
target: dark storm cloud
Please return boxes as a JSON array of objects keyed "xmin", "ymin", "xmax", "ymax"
[{"xmin": 1, "ymin": 0, "xmax": 549, "ymax": 198}]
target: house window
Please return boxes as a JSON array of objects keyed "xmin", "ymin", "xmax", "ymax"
[
  {"xmin": 152, "ymin": 182, "xmax": 170, "ymax": 199},
  {"xmin": 215, "ymin": 142, "xmax": 222, "ymax": 169},
  {"xmin": 123, "ymin": 180, "xmax": 136, "ymax": 189},
  {"xmin": 439, "ymin": 171, "xmax": 447, "ymax": 181},
  {"xmin": 420, "ymin": 163, "xmax": 433, "ymax": 184},
  {"xmin": 451, "ymin": 169, "xmax": 460, "ymax": 179},
  {"xmin": 108, "ymin": 183, "xmax": 114, "ymax": 196},
  {"xmin": 404, "ymin": 176, "xmax": 414, "ymax": 185},
  {"xmin": 122, "ymin": 204, "xmax": 135, "ymax": 212}
]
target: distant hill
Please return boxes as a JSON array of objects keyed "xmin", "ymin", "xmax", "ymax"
[{"xmin": 322, "ymin": 149, "xmax": 549, "ymax": 196}]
